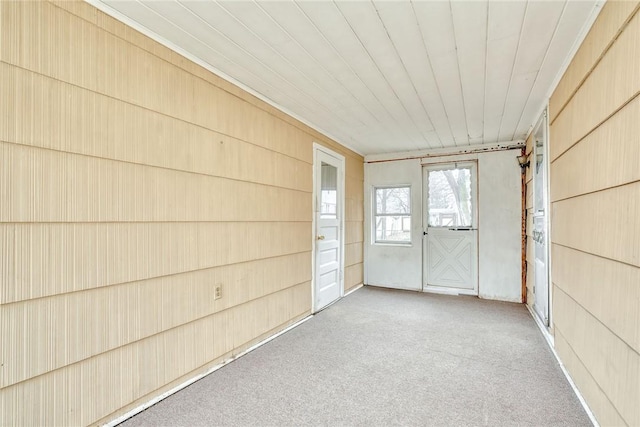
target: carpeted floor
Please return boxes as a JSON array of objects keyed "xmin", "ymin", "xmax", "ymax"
[{"xmin": 121, "ymin": 286, "xmax": 591, "ymax": 426}]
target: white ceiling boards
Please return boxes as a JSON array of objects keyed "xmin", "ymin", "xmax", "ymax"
[{"xmin": 92, "ymin": 0, "xmax": 603, "ymax": 156}]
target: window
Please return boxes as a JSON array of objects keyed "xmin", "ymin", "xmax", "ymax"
[
  {"xmin": 427, "ymin": 167, "xmax": 472, "ymax": 227},
  {"xmin": 374, "ymin": 186, "xmax": 411, "ymax": 244},
  {"xmin": 320, "ymin": 162, "xmax": 338, "ymax": 218}
]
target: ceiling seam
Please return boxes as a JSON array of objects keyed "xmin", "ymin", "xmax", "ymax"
[
  {"xmin": 294, "ymin": 2, "xmax": 417, "ymax": 149},
  {"xmin": 162, "ymin": 1, "xmax": 356, "ymax": 138},
  {"xmin": 252, "ymin": 1, "xmax": 391, "ymax": 142},
  {"xmin": 410, "ymin": 0, "xmax": 458, "ymax": 148},
  {"xmin": 482, "ymin": 1, "xmax": 489, "ymax": 144},
  {"xmin": 371, "ymin": 1, "xmax": 444, "ymax": 149},
  {"xmin": 510, "ymin": 0, "xmax": 569, "ymax": 141},
  {"xmin": 333, "ymin": 0, "xmax": 431, "ymax": 149},
  {"xmin": 495, "ymin": 1, "xmax": 529, "ymax": 144},
  {"xmin": 209, "ymin": 1, "xmax": 371, "ymax": 134},
  {"xmin": 448, "ymin": 1, "xmax": 471, "ymax": 146}
]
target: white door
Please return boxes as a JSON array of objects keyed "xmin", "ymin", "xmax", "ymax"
[
  {"xmin": 533, "ymin": 113, "xmax": 550, "ymax": 326},
  {"xmin": 313, "ymin": 146, "xmax": 344, "ymax": 312},
  {"xmin": 423, "ymin": 163, "xmax": 478, "ymax": 295}
]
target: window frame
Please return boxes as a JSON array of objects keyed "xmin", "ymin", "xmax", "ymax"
[{"xmin": 373, "ymin": 185, "xmax": 412, "ymax": 245}]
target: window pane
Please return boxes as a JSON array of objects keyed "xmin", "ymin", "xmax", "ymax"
[
  {"xmin": 375, "ymin": 216, "xmax": 411, "ymax": 242},
  {"xmin": 375, "ymin": 187, "xmax": 410, "ymax": 215},
  {"xmin": 428, "ymin": 168, "xmax": 472, "ymax": 227},
  {"xmin": 320, "ymin": 163, "xmax": 337, "ymax": 218}
]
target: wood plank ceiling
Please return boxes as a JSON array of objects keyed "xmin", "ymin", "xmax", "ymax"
[{"xmin": 91, "ymin": 0, "xmax": 603, "ymax": 155}]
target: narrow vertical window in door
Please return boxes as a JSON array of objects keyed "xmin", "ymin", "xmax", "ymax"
[
  {"xmin": 423, "ymin": 163, "xmax": 478, "ymax": 295},
  {"xmin": 314, "ymin": 147, "xmax": 344, "ymax": 312}
]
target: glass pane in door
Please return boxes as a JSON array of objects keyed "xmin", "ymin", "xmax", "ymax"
[
  {"xmin": 320, "ymin": 162, "xmax": 337, "ymax": 218},
  {"xmin": 427, "ymin": 167, "xmax": 472, "ymax": 227}
]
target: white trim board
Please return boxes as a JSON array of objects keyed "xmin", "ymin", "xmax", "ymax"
[
  {"xmin": 344, "ymin": 283, "xmax": 364, "ymax": 297},
  {"xmin": 84, "ymin": 0, "xmax": 365, "ymax": 158}
]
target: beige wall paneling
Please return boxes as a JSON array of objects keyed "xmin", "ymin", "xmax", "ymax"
[
  {"xmin": 1, "ymin": 284, "xmax": 311, "ymax": 426},
  {"xmin": 553, "ymin": 288, "xmax": 640, "ymax": 425},
  {"xmin": 546, "ymin": 4, "xmax": 640, "ymax": 424},
  {"xmin": 550, "ymin": 1, "xmax": 640, "ymax": 121},
  {"xmin": 550, "ymin": 95, "xmax": 640, "ymax": 202},
  {"xmin": 345, "ymin": 242, "xmax": 364, "ymax": 269},
  {"xmin": 0, "ymin": 62, "xmax": 313, "ymax": 193},
  {"xmin": 552, "ymin": 182, "xmax": 640, "ymax": 267},
  {"xmin": 553, "ymin": 327, "xmax": 627, "ymax": 426},
  {"xmin": 0, "ymin": 142, "xmax": 312, "ymax": 224},
  {"xmin": 1, "ymin": 222, "xmax": 313, "ymax": 304},
  {"xmin": 345, "ymin": 220, "xmax": 364, "ymax": 246},
  {"xmin": 552, "ymin": 245, "xmax": 640, "ymax": 353},
  {"xmin": 550, "ymin": 11, "xmax": 640, "ymax": 161},
  {"xmin": 1, "ymin": 0, "xmax": 364, "ymax": 425},
  {"xmin": 345, "ymin": 263, "xmax": 364, "ymax": 293},
  {"xmin": 525, "ymin": 261, "xmax": 534, "ymax": 308},
  {"xmin": 525, "ymin": 184, "xmax": 533, "ymax": 211},
  {"xmin": 1, "ymin": 252, "xmax": 312, "ymax": 388}
]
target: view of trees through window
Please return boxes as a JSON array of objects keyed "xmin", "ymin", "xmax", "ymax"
[
  {"xmin": 428, "ymin": 168, "xmax": 472, "ymax": 227},
  {"xmin": 375, "ymin": 187, "xmax": 411, "ymax": 243}
]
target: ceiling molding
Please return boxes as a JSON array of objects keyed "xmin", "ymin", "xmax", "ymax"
[
  {"xmin": 85, "ymin": 0, "xmax": 366, "ymax": 157},
  {"xmin": 365, "ymin": 141, "xmax": 525, "ymax": 163}
]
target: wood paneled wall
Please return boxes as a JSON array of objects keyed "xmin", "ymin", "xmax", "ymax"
[
  {"xmin": 527, "ymin": 1, "xmax": 640, "ymax": 425},
  {"xmin": 0, "ymin": 1, "xmax": 364, "ymax": 425}
]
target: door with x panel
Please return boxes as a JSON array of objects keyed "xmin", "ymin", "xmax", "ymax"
[{"xmin": 423, "ymin": 163, "xmax": 478, "ymax": 295}]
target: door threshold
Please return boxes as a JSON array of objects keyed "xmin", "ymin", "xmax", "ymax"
[{"xmin": 423, "ymin": 287, "xmax": 477, "ymax": 297}]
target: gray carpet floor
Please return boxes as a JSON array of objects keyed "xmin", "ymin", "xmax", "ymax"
[{"xmin": 121, "ymin": 286, "xmax": 591, "ymax": 427}]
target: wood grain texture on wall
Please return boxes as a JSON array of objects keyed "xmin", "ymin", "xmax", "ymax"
[
  {"xmin": 0, "ymin": 1, "xmax": 364, "ymax": 425},
  {"xmin": 544, "ymin": 1, "xmax": 640, "ymax": 425}
]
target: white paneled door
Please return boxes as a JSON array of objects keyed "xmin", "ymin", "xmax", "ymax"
[
  {"xmin": 424, "ymin": 163, "xmax": 478, "ymax": 295},
  {"xmin": 313, "ymin": 145, "xmax": 345, "ymax": 312}
]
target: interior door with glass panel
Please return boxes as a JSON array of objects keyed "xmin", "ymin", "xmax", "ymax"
[
  {"xmin": 424, "ymin": 163, "xmax": 478, "ymax": 295},
  {"xmin": 533, "ymin": 113, "xmax": 549, "ymax": 326},
  {"xmin": 314, "ymin": 149, "xmax": 344, "ymax": 312}
]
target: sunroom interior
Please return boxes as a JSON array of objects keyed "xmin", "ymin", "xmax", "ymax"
[{"xmin": 1, "ymin": 1, "xmax": 638, "ymax": 426}]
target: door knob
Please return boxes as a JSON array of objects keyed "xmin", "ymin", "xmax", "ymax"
[{"xmin": 317, "ymin": 235, "xmax": 325, "ymax": 240}]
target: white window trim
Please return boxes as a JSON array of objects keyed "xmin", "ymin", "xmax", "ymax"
[{"xmin": 373, "ymin": 185, "xmax": 412, "ymax": 245}]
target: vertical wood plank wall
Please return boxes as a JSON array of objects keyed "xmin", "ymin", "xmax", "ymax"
[
  {"xmin": 527, "ymin": 1, "xmax": 640, "ymax": 425},
  {"xmin": 0, "ymin": 1, "xmax": 364, "ymax": 425}
]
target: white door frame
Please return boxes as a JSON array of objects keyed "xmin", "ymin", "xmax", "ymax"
[
  {"xmin": 422, "ymin": 161, "xmax": 479, "ymax": 295},
  {"xmin": 312, "ymin": 143, "xmax": 345, "ymax": 313}
]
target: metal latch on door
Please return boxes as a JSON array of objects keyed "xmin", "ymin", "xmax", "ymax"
[{"xmin": 317, "ymin": 235, "xmax": 325, "ymax": 240}]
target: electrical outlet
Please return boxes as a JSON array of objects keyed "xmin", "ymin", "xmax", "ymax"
[{"xmin": 214, "ymin": 284, "xmax": 222, "ymax": 300}]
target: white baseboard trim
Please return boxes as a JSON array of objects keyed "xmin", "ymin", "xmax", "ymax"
[
  {"xmin": 526, "ymin": 305, "xmax": 599, "ymax": 427},
  {"xmin": 344, "ymin": 283, "xmax": 364, "ymax": 297},
  {"xmin": 104, "ymin": 314, "xmax": 314, "ymax": 426}
]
